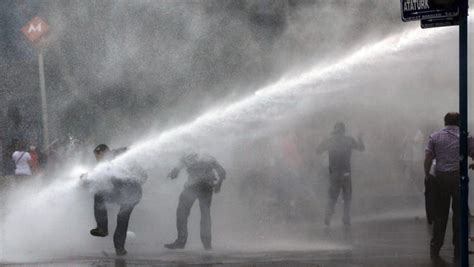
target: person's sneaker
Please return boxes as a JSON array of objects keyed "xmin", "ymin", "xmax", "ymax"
[
  {"xmin": 164, "ymin": 242, "xmax": 185, "ymax": 249},
  {"xmin": 204, "ymin": 245, "xmax": 212, "ymax": 251},
  {"xmin": 90, "ymin": 228, "xmax": 108, "ymax": 237},
  {"xmin": 116, "ymin": 248, "xmax": 127, "ymax": 256}
]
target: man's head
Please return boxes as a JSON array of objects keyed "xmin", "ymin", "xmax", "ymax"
[
  {"xmin": 93, "ymin": 144, "xmax": 110, "ymax": 162},
  {"xmin": 444, "ymin": 112, "xmax": 460, "ymax": 126},
  {"xmin": 332, "ymin": 122, "xmax": 346, "ymax": 135},
  {"xmin": 14, "ymin": 140, "xmax": 26, "ymax": 151}
]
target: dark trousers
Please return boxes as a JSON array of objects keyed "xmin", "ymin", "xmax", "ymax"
[
  {"xmin": 175, "ymin": 183, "xmax": 213, "ymax": 248},
  {"xmin": 325, "ymin": 171, "xmax": 352, "ymax": 225},
  {"xmin": 430, "ymin": 171, "xmax": 460, "ymax": 254},
  {"xmin": 424, "ymin": 175, "xmax": 436, "ymax": 224},
  {"xmin": 94, "ymin": 183, "xmax": 141, "ymax": 250}
]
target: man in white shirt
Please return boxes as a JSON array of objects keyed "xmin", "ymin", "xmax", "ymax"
[
  {"xmin": 12, "ymin": 145, "xmax": 32, "ymax": 176},
  {"xmin": 82, "ymin": 144, "xmax": 146, "ymax": 256}
]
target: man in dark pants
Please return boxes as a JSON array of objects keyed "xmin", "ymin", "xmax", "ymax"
[
  {"xmin": 164, "ymin": 152, "xmax": 226, "ymax": 250},
  {"xmin": 424, "ymin": 173, "xmax": 436, "ymax": 225},
  {"xmin": 316, "ymin": 122, "xmax": 364, "ymax": 226},
  {"xmin": 83, "ymin": 144, "xmax": 146, "ymax": 256},
  {"xmin": 424, "ymin": 112, "xmax": 473, "ymax": 260}
]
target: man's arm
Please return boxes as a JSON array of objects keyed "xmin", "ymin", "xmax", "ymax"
[
  {"xmin": 424, "ymin": 152, "xmax": 434, "ymax": 178},
  {"xmin": 79, "ymin": 172, "xmax": 92, "ymax": 187},
  {"xmin": 112, "ymin": 147, "xmax": 128, "ymax": 158},
  {"xmin": 425, "ymin": 134, "xmax": 435, "ymax": 176},
  {"xmin": 168, "ymin": 166, "xmax": 182, "ymax": 179},
  {"xmin": 212, "ymin": 160, "xmax": 226, "ymax": 193},
  {"xmin": 168, "ymin": 158, "xmax": 185, "ymax": 179}
]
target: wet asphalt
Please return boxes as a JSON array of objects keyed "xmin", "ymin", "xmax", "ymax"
[{"xmin": 3, "ymin": 216, "xmax": 471, "ymax": 266}]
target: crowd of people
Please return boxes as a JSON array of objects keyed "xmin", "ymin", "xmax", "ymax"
[
  {"xmin": 82, "ymin": 120, "xmax": 365, "ymax": 256},
  {"xmin": 1, "ymin": 135, "xmax": 93, "ymax": 181},
  {"xmin": 235, "ymin": 112, "xmax": 474, "ymax": 263},
  {"xmin": 2, "ymin": 112, "xmax": 472, "ymax": 261}
]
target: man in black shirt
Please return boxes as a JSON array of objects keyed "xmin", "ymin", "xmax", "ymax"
[
  {"xmin": 317, "ymin": 122, "xmax": 364, "ymax": 226},
  {"xmin": 164, "ymin": 152, "xmax": 226, "ymax": 250}
]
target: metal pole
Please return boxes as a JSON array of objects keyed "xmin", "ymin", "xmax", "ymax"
[
  {"xmin": 38, "ymin": 51, "xmax": 49, "ymax": 148},
  {"xmin": 459, "ymin": 0, "xmax": 469, "ymax": 265}
]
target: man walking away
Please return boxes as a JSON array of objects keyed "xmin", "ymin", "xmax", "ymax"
[{"xmin": 424, "ymin": 112, "xmax": 473, "ymax": 260}]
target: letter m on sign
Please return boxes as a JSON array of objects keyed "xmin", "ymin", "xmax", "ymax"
[
  {"xmin": 28, "ymin": 23, "xmax": 42, "ymax": 33},
  {"xmin": 21, "ymin": 16, "xmax": 49, "ymax": 43}
]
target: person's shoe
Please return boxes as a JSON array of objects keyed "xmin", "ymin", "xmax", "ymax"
[
  {"xmin": 204, "ymin": 244, "xmax": 212, "ymax": 251},
  {"xmin": 90, "ymin": 228, "xmax": 108, "ymax": 237},
  {"xmin": 164, "ymin": 242, "xmax": 185, "ymax": 249},
  {"xmin": 116, "ymin": 248, "xmax": 127, "ymax": 256}
]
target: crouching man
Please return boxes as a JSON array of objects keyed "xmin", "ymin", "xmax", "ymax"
[{"xmin": 81, "ymin": 144, "xmax": 147, "ymax": 256}]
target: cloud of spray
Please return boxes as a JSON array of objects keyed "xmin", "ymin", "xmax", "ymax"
[
  {"xmin": 3, "ymin": 1, "xmax": 474, "ymax": 263},
  {"xmin": 9, "ymin": 0, "xmax": 407, "ymax": 144},
  {"xmin": 2, "ymin": 19, "xmax": 464, "ymax": 262},
  {"xmin": 114, "ymin": 24, "xmax": 448, "ymax": 169}
]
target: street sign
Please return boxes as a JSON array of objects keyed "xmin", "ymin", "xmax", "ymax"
[
  {"xmin": 401, "ymin": 0, "xmax": 459, "ymax": 21},
  {"xmin": 21, "ymin": 16, "xmax": 49, "ymax": 42},
  {"xmin": 20, "ymin": 16, "xmax": 51, "ymax": 151},
  {"xmin": 421, "ymin": 16, "xmax": 459, "ymax": 28}
]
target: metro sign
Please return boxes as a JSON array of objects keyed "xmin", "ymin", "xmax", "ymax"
[
  {"xmin": 401, "ymin": 0, "xmax": 459, "ymax": 21},
  {"xmin": 21, "ymin": 16, "xmax": 49, "ymax": 42}
]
